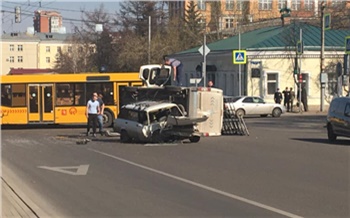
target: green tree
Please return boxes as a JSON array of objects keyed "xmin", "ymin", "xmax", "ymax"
[{"xmin": 183, "ymin": 1, "xmax": 204, "ymax": 48}]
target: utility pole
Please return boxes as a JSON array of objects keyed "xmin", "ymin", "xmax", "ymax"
[
  {"xmin": 203, "ymin": 32, "xmax": 207, "ymax": 87},
  {"xmin": 298, "ymin": 29, "xmax": 303, "ymax": 113},
  {"xmin": 148, "ymin": 16, "xmax": 151, "ymax": 64},
  {"xmin": 320, "ymin": 1, "xmax": 326, "ymax": 112},
  {"xmin": 238, "ymin": 25, "xmax": 241, "ymax": 96}
]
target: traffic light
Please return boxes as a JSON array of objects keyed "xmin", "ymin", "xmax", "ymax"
[
  {"xmin": 15, "ymin": 6, "xmax": 21, "ymax": 23},
  {"xmin": 294, "ymin": 57, "xmax": 298, "ymax": 75},
  {"xmin": 296, "ymin": 40, "xmax": 303, "ymax": 55}
]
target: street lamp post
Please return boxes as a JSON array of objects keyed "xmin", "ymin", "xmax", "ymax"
[
  {"xmin": 320, "ymin": 1, "xmax": 326, "ymax": 112},
  {"xmin": 148, "ymin": 16, "xmax": 151, "ymax": 64}
]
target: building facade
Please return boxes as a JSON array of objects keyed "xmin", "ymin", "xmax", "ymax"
[
  {"xmin": 33, "ymin": 10, "xmax": 63, "ymax": 33},
  {"xmin": 168, "ymin": 0, "xmax": 347, "ymax": 33},
  {"xmin": 171, "ymin": 23, "xmax": 350, "ymax": 110},
  {"xmin": 1, "ymin": 32, "xmax": 72, "ymax": 75}
]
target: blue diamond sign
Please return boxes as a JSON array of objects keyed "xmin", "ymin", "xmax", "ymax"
[
  {"xmin": 233, "ymin": 50, "xmax": 246, "ymax": 64},
  {"xmin": 346, "ymin": 36, "xmax": 350, "ymax": 55}
]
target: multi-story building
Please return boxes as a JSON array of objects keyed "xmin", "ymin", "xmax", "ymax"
[
  {"xmin": 33, "ymin": 10, "xmax": 63, "ymax": 33},
  {"xmin": 168, "ymin": 0, "xmax": 346, "ymax": 33},
  {"xmin": 0, "ymin": 31, "xmax": 72, "ymax": 75}
]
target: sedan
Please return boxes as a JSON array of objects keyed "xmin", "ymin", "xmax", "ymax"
[{"xmin": 225, "ymin": 96, "xmax": 286, "ymax": 117}]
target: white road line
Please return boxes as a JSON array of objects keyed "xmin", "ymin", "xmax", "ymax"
[
  {"xmin": 144, "ymin": 143, "xmax": 178, "ymax": 147},
  {"xmin": 88, "ymin": 148, "xmax": 303, "ymax": 218}
]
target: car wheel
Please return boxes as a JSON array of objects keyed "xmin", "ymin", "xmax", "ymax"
[
  {"xmin": 189, "ymin": 136, "xmax": 200, "ymax": 143},
  {"xmin": 103, "ymin": 110, "xmax": 113, "ymax": 127},
  {"xmin": 151, "ymin": 130, "xmax": 163, "ymax": 143},
  {"xmin": 120, "ymin": 130, "xmax": 131, "ymax": 143},
  {"xmin": 272, "ymin": 108, "xmax": 282, "ymax": 117},
  {"xmin": 235, "ymin": 109, "xmax": 245, "ymax": 117},
  {"xmin": 327, "ymin": 124, "xmax": 337, "ymax": 142}
]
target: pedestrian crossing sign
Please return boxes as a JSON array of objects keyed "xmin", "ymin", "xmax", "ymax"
[{"xmin": 233, "ymin": 50, "xmax": 246, "ymax": 64}]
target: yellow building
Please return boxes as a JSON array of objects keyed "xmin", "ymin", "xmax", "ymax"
[{"xmin": 1, "ymin": 31, "xmax": 73, "ymax": 75}]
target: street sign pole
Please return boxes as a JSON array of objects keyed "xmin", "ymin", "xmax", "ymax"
[
  {"xmin": 203, "ymin": 33, "xmax": 207, "ymax": 87},
  {"xmin": 238, "ymin": 29, "xmax": 241, "ymax": 96},
  {"xmin": 298, "ymin": 29, "xmax": 302, "ymax": 113}
]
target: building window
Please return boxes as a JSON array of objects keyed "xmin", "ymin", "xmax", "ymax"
[
  {"xmin": 259, "ymin": 0, "xmax": 272, "ymax": 10},
  {"xmin": 304, "ymin": 0, "xmax": 313, "ymax": 11},
  {"xmin": 9, "ymin": 44, "xmax": 14, "ymax": 51},
  {"xmin": 18, "ymin": 56, "xmax": 23, "ymax": 63},
  {"xmin": 46, "ymin": 46, "xmax": 50, "ymax": 52},
  {"xmin": 68, "ymin": 46, "xmax": 72, "ymax": 53},
  {"xmin": 291, "ymin": 0, "xmax": 301, "ymax": 11},
  {"xmin": 225, "ymin": 18, "xmax": 234, "ymax": 29},
  {"xmin": 17, "ymin": 45, "xmax": 23, "ymax": 51},
  {"xmin": 226, "ymin": 0, "xmax": 234, "ymax": 10},
  {"xmin": 278, "ymin": 0, "xmax": 285, "ymax": 10},
  {"xmin": 9, "ymin": 56, "xmax": 14, "ymax": 63},
  {"xmin": 332, "ymin": 0, "xmax": 344, "ymax": 7},
  {"xmin": 57, "ymin": 46, "xmax": 61, "ymax": 52},
  {"xmin": 266, "ymin": 72, "xmax": 279, "ymax": 95},
  {"xmin": 197, "ymin": 0, "xmax": 206, "ymax": 10},
  {"xmin": 46, "ymin": 57, "xmax": 50, "ymax": 63},
  {"xmin": 237, "ymin": 0, "xmax": 243, "ymax": 10}
]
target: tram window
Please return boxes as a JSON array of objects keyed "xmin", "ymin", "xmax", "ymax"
[
  {"xmin": 56, "ymin": 83, "xmax": 74, "ymax": 106},
  {"xmin": 1, "ymin": 84, "xmax": 12, "ymax": 106},
  {"xmin": 74, "ymin": 83, "xmax": 85, "ymax": 106},
  {"xmin": 86, "ymin": 82, "xmax": 114, "ymax": 105},
  {"xmin": 12, "ymin": 84, "xmax": 26, "ymax": 107}
]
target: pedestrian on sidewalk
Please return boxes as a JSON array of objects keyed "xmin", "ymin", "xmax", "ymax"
[
  {"xmin": 96, "ymin": 93, "xmax": 105, "ymax": 136},
  {"xmin": 274, "ymin": 88, "xmax": 283, "ymax": 104},
  {"xmin": 86, "ymin": 93, "xmax": 100, "ymax": 137},
  {"xmin": 290, "ymin": 87, "xmax": 295, "ymax": 112},
  {"xmin": 282, "ymin": 87, "xmax": 291, "ymax": 112}
]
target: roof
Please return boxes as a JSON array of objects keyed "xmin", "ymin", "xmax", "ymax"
[
  {"xmin": 1, "ymin": 32, "xmax": 74, "ymax": 42},
  {"xmin": 9, "ymin": 68, "xmax": 54, "ymax": 75},
  {"xmin": 177, "ymin": 23, "xmax": 350, "ymax": 55}
]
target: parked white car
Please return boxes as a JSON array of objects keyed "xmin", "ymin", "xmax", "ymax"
[
  {"xmin": 113, "ymin": 101, "xmax": 208, "ymax": 143},
  {"xmin": 224, "ymin": 96, "xmax": 286, "ymax": 117}
]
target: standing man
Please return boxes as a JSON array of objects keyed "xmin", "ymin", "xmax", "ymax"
[
  {"xmin": 289, "ymin": 87, "xmax": 295, "ymax": 112},
  {"xmin": 282, "ymin": 87, "xmax": 291, "ymax": 112},
  {"xmin": 274, "ymin": 88, "xmax": 283, "ymax": 104},
  {"xmin": 164, "ymin": 56, "xmax": 184, "ymax": 86},
  {"xmin": 96, "ymin": 93, "xmax": 105, "ymax": 135},
  {"xmin": 86, "ymin": 93, "xmax": 100, "ymax": 137}
]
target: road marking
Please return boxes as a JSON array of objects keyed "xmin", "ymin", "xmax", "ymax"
[
  {"xmin": 88, "ymin": 148, "xmax": 303, "ymax": 218},
  {"xmin": 144, "ymin": 143, "xmax": 178, "ymax": 147},
  {"xmin": 37, "ymin": 164, "xmax": 89, "ymax": 176}
]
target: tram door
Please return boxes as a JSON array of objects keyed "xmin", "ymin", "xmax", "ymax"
[{"xmin": 28, "ymin": 84, "xmax": 54, "ymax": 122}]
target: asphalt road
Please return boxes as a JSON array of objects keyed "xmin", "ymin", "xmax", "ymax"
[{"xmin": 1, "ymin": 115, "xmax": 349, "ymax": 217}]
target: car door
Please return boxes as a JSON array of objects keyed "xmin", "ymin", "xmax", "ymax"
[
  {"xmin": 252, "ymin": 97, "xmax": 271, "ymax": 115},
  {"xmin": 241, "ymin": 97, "xmax": 255, "ymax": 114},
  {"xmin": 139, "ymin": 65, "xmax": 172, "ymax": 87},
  {"xmin": 340, "ymin": 103, "xmax": 350, "ymax": 136}
]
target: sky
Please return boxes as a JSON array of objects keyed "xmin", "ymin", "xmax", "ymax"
[{"xmin": 1, "ymin": 0, "xmax": 123, "ymax": 33}]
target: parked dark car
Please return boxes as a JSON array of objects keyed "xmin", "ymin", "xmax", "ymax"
[{"xmin": 327, "ymin": 97, "xmax": 350, "ymax": 142}]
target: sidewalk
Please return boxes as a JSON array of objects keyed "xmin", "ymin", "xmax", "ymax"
[{"xmin": 1, "ymin": 178, "xmax": 37, "ymax": 218}]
